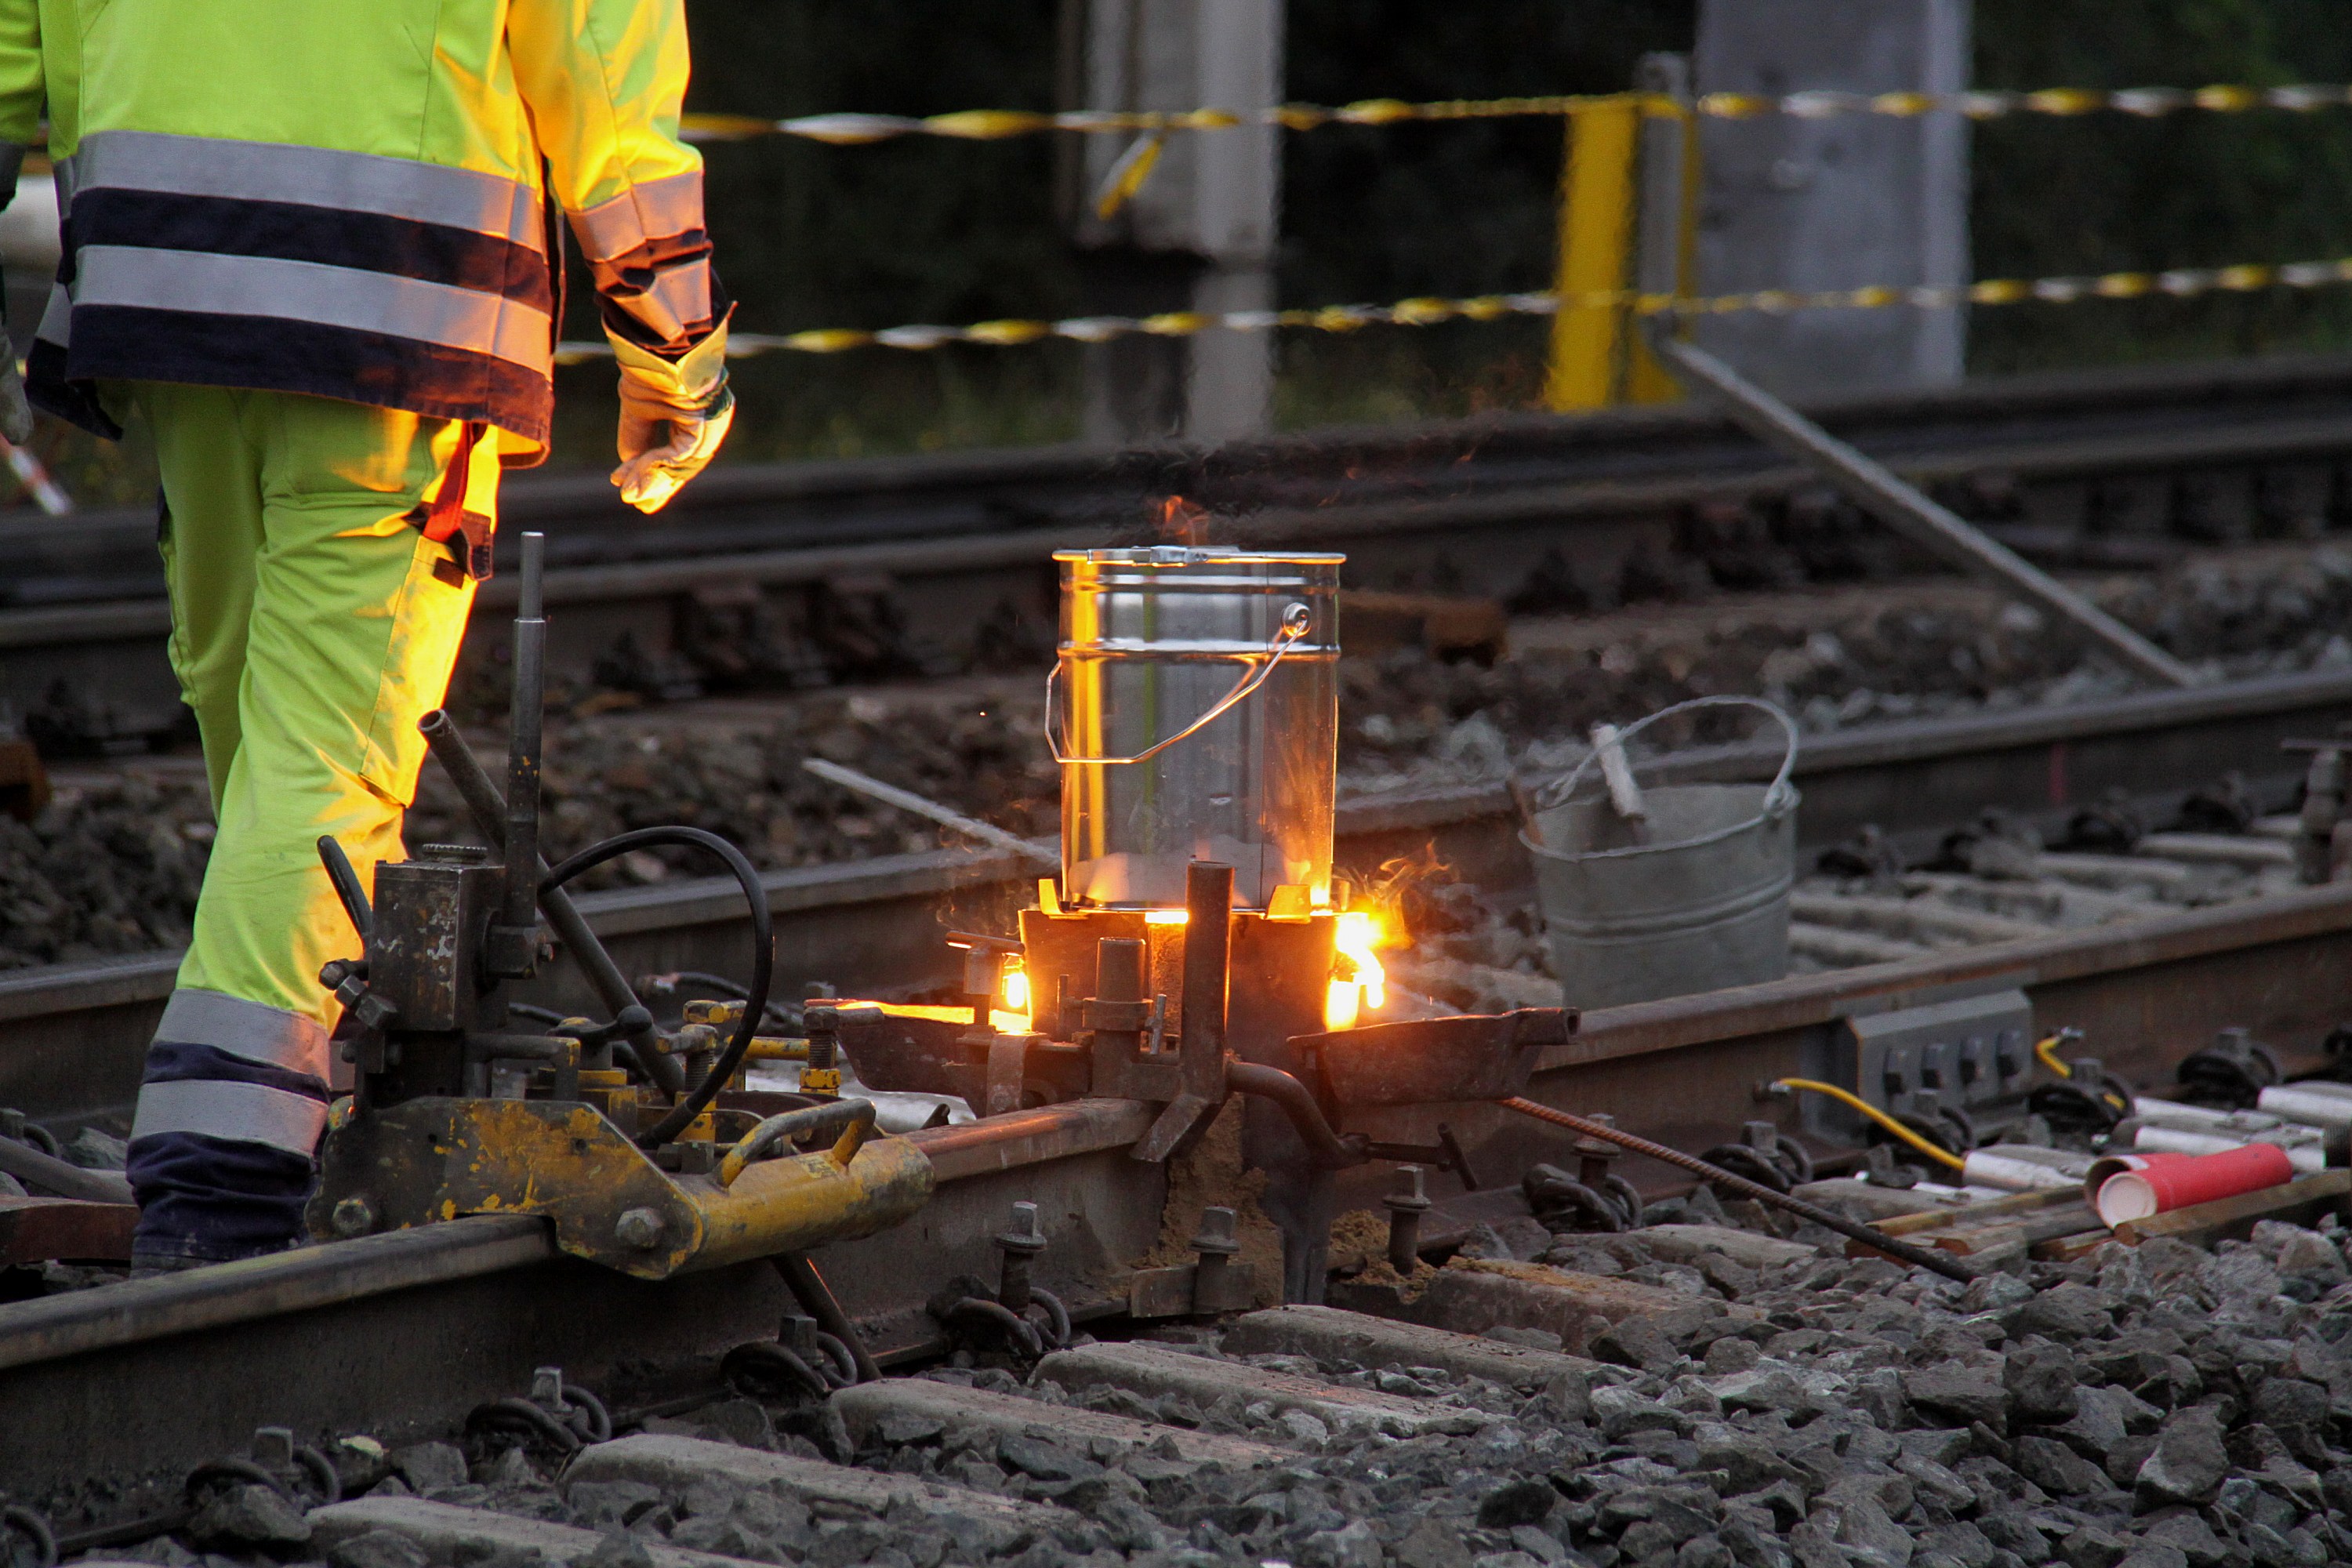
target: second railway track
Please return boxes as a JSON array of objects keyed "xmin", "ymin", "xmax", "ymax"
[{"xmin": 10, "ymin": 352, "xmax": 2352, "ymax": 746}]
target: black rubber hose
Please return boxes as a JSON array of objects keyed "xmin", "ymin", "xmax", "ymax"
[
  {"xmin": 541, "ymin": 826, "xmax": 772, "ymax": 1150},
  {"xmin": 1226, "ymin": 1062, "xmax": 1367, "ymax": 1169}
]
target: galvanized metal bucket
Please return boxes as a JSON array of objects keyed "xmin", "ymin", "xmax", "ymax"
[
  {"xmin": 1052, "ymin": 546, "xmax": 1343, "ymax": 910},
  {"xmin": 1525, "ymin": 697, "xmax": 1798, "ymax": 1009}
]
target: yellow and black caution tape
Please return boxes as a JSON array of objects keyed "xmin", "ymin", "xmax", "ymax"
[
  {"xmin": 555, "ymin": 254, "xmax": 2352, "ymax": 364},
  {"xmin": 682, "ymin": 82, "xmax": 2352, "ymax": 145}
]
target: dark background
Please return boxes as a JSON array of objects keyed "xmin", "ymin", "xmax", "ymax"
[{"xmin": 35, "ymin": 0, "xmax": 2352, "ymax": 499}]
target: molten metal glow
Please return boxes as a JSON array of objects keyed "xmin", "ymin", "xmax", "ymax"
[
  {"xmin": 1144, "ymin": 909, "xmax": 1190, "ymax": 926},
  {"xmin": 1323, "ymin": 909, "xmax": 1392, "ymax": 1029},
  {"xmin": 857, "ymin": 1000, "xmax": 1033, "ymax": 1035},
  {"xmin": 1336, "ymin": 911, "xmax": 1388, "ymax": 1010},
  {"xmin": 1001, "ymin": 961, "xmax": 1030, "ymax": 1013}
]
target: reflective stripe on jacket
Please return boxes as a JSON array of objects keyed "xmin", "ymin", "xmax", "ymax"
[{"xmin": 0, "ymin": 0, "xmax": 726, "ymax": 454}]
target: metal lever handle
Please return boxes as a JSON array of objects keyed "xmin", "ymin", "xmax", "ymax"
[
  {"xmin": 1046, "ymin": 601, "xmax": 1312, "ymax": 766},
  {"xmin": 315, "ymin": 835, "xmax": 374, "ymax": 941},
  {"xmin": 717, "ymin": 1099, "xmax": 877, "ymax": 1187}
]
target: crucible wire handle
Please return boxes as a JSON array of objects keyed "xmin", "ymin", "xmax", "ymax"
[
  {"xmin": 1046, "ymin": 601, "xmax": 1312, "ymax": 766},
  {"xmin": 1535, "ymin": 695, "xmax": 1799, "ymax": 817}
]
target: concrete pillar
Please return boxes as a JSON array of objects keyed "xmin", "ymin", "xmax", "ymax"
[
  {"xmin": 1070, "ymin": 0, "xmax": 1283, "ymax": 445},
  {"xmin": 1690, "ymin": 0, "xmax": 1973, "ymax": 399}
]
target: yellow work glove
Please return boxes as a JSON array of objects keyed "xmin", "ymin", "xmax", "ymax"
[{"xmin": 611, "ymin": 329, "xmax": 734, "ymax": 514}]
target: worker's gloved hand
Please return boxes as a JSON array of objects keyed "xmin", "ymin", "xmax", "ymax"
[{"xmin": 610, "ymin": 330, "xmax": 733, "ymax": 514}]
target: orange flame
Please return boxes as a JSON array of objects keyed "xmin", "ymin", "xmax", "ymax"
[{"xmin": 1153, "ymin": 495, "xmax": 1211, "ymax": 546}]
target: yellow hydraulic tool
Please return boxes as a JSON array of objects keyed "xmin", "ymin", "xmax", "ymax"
[
  {"xmin": 303, "ymin": 534, "xmax": 935, "ymax": 1279},
  {"xmin": 314, "ymin": 1096, "xmax": 932, "ymax": 1281}
]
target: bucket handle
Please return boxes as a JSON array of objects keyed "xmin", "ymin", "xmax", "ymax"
[
  {"xmin": 1047, "ymin": 601, "xmax": 1312, "ymax": 766},
  {"xmin": 1535, "ymin": 695, "xmax": 1799, "ymax": 817}
]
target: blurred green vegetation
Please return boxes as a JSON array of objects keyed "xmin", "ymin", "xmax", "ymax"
[
  {"xmin": 1968, "ymin": 0, "xmax": 2352, "ymax": 371},
  {"xmin": 20, "ymin": 1, "xmax": 2352, "ymax": 504}
]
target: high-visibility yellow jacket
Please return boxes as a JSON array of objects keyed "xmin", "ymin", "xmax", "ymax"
[{"xmin": 0, "ymin": 0, "xmax": 727, "ymax": 455}]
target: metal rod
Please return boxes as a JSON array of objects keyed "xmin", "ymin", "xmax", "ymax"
[
  {"xmin": 1645, "ymin": 331, "xmax": 2201, "ymax": 689},
  {"xmin": 314, "ymin": 835, "xmax": 374, "ymax": 942},
  {"xmin": 1227, "ymin": 1061, "xmax": 1364, "ymax": 1168},
  {"xmin": 772, "ymin": 1252, "xmax": 880, "ymax": 1383},
  {"xmin": 800, "ymin": 758, "xmax": 1058, "ymax": 869},
  {"xmin": 416, "ymin": 710, "xmax": 683, "ymax": 1097},
  {"xmin": 0, "ymin": 1138, "xmax": 132, "ymax": 1205},
  {"xmin": 500, "ymin": 532, "xmax": 548, "ymax": 943},
  {"xmin": 1494, "ymin": 1096, "xmax": 1981, "ymax": 1284},
  {"xmin": 1179, "ymin": 862, "xmax": 1233, "ymax": 1102}
]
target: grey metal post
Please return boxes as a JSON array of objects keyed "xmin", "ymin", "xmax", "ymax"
[
  {"xmin": 1646, "ymin": 329, "xmax": 2200, "ymax": 689},
  {"xmin": 1690, "ymin": 0, "xmax": 1973, "ymax": 397},
  {"xmin": 1071, "ymin": 0, "xmax": 1283, "ymax": 444}
]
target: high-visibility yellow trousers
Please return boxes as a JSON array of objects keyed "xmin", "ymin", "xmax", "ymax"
[{"xmin": 117, "ymin": 382, "xmax": 495, "ymax": 1265}]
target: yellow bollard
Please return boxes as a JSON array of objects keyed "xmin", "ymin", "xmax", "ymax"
[{"xmin": 1544, "ymin": 98, "xmax": 1642, "ymax": 412}]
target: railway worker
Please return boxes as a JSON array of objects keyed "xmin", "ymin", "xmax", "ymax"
[{"xmin": 0, "ymin": 0, "xmax": 736, "ymax": 1270}]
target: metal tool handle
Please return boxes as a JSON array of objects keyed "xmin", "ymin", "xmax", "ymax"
[
  {"xmin": 717, "ymin": 1099, "xmax": 877, "ymax": 1187},
  {"xmin": 1046, "ymin": 601, "xmax": 1312, "ymax": 766},
  {"xmin": 316, "ymin": 835, "xmax": 375, "ymax": 941},
  {"xmin": 1537, "ymin": 695, "xmax": 1799, "ymax": 818},
  {"xmin": 498, "ymin": 532, "xmax": 547, "ymax": 949}
]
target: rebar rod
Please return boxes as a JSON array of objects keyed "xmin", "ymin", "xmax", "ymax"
[
  {"xmin": 1647, "ymin": 332, "xmax": 2200, "ymax": 690},
  {"xmin": 800, "ymin": 758, "xmax": 1058, "ymax": 868},
  {"xmin": 1495, "ymin": 1096, "xmax": 1980, "ymax": 1283}
]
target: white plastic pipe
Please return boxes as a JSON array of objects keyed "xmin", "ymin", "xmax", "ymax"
[
  {"xmin": 1958, "ymin": 1146, "xmax": 2093, "ymax": 1192},
  {"xmin": 2132, "ymin": 1123, "xmax": 2326, "ymax": 1174}
]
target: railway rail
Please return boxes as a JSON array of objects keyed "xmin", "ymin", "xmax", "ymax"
[
  {"xmin": 9, "ymin": 371, "xmax": 2352, "ymax": 1554},
  {"xmin": 4, "ymin": 661, "xmax": 2352, "ymax": 1517},
  {"xmin": 9, "ymin": 351, "xmax": 2352, "ymax": 747}
]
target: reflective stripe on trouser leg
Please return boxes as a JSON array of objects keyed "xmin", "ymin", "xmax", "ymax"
[
  {"xmin": 128, "ymin": 1007, "xmax": 333, "ymax": 1263},
  {"xmin": 124, "ymin": 384, "xmax": 490, "ymax": 1261}
]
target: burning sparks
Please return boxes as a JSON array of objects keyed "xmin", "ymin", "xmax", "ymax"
[
  {"xmin": 1323, "ymin": 908, "xmax": 1393, "ymax": 1031},
  {"xmin": 1153, "ymin": 495, "xmax": 1211, "ymax": 546}
]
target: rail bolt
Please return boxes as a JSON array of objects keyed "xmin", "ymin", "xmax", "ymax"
[
  {"xmin": 778, "ymin": 1311, "xmax": 821, "ymax": 1357},
  {"xmin": 994, "ymin": 1200, "xmax": 1047, "ymax": 1312},
  {"xmin": 1189, "ymin": 1204, "xmax": 1241, "ymax": 1311},
  {"xmin": 1190, "ymin": 1204, "xmax": 1240, "ymax": 1260},
  {"xmin": 1573, "ymin": 1112, "xmax": 1623, "ymax": 1185},
  {"xmin": 615, "ymin": 1207, "xmax": 666, "ymax": 1250},
  {"xmin": 1383, "ymin": 1165, "xmax": 1432, "ymax": 1275},
  {"xmin": 330, "ymin": 1196, "xmax": 376, "ymax": 1238}
]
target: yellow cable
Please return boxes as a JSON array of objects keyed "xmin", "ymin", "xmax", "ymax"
[
  {"xmin": 1771, "ymin": 1077, "xmax": 1968, "ymax": 1171},
  {"xmin": 2034, "ymin": 1033, "xmax": 2073, "ymax": 1079}
]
